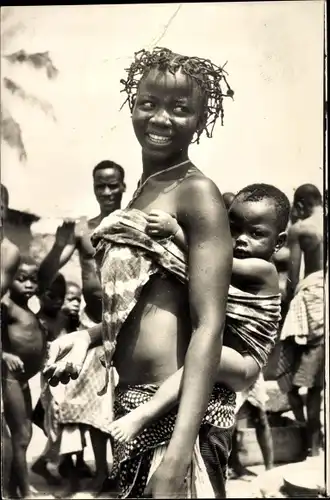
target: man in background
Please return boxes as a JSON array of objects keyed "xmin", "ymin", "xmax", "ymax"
[{"xmin": 277, "ymin": 183, "xmax": 324, "ymax": 456}]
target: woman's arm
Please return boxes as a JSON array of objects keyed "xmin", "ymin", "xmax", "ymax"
[{"xmin": 157, "ymin": 177, "xmax": 233, "ymax": 483}]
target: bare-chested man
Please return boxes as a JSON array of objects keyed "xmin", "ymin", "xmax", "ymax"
[
  {"xmin": 74, "ymin": 160, "xmax": 126, "ymax": 494},
  {"xmin": 277, "ymin": 183, "xmax": 324, "ymax": 456},
  {"xmin": 39, "ymin": 160, "xmax": 126, "ymax": 495}
]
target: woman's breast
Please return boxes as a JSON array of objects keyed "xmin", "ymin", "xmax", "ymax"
[{"xmin": 113, "ymin": 274, "xmax": 191, "ymax": 386}]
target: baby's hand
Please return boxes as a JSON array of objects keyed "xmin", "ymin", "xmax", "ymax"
[
  {"xmin": 3, "ymin": 352, "xmax": 25, "ymax": 374},
  {"xmin": 146, "ymin": 210, "xmax": 179, "ymax": 239},
  {"xmin": 55, "ymin": 219, "xmax": 76, "ymax": 247}
]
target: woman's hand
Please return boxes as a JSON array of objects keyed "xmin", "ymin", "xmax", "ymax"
[
  {"xmin": 143, "ymin": 457, "xmax": 189, "ymax": 499},
  {"xmin": 43, "ymin": 330, "xmax": 90, "ymax": 386}
]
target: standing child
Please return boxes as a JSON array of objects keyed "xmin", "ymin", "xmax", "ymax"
[
  {"xmin": 1, "ymin": 256, "xmax": 49, "ymax": 498},
  {"xmin": 32, "ymin": 278, "xmax": 93, "ymax": 494}
]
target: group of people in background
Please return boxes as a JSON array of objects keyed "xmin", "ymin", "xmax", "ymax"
[{"xmin": 1, "ymin": 45, "xmax": 325, "ymax": 499}]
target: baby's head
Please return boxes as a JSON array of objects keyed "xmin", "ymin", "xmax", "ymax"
[
  {"xmin": 62, "ymin": 281, "xmax": 82, "ymax": 319},
  {"xmin": 121, "ymin": 47, "xmax": 234, "ymax": 160},
  {"xmin": 39, "ymin": 273, "xmax": 66, "ymax": 317},
  {"xmin": 10, "ymin": 256, "xmax": 38, "ymax": 304},
  {"xmin": 229, "ymin": 183, "xmax": 290, "ymax": 261}
]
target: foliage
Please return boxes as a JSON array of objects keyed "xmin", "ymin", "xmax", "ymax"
[{"xmin": 1, "ymin": 8, "xmax": 59, "ymax": 162}]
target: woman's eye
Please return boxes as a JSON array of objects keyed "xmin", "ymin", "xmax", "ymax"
[
  {"xmin": 140, "ymin": 101, "xmax": 154, "ymax": 110},
  {"xmin": 174, "ymin": 105, "xmax": 188, "ymax": 113}
]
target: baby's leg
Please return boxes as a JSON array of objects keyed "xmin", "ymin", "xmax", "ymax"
[
  {"xmin": 215, "ymin": 346, "xmax": 260, "ymax": 391},
  {"xmin": 109, "ymin": 369, "xmax": 183, "ymax": 443},
  {"xmin": 2, "ymin": 373, "xmax": 33, "ymax": 498},
  {"xmin": 110, "ymin": 346, "xmax": 258, "ymax": 443}
]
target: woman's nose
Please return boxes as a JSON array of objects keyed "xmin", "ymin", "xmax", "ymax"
[{"xmin": 150, "ymin": 108, "xmax": 171, "ymax": 126}]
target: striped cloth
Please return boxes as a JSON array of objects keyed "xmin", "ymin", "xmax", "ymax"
[
  {"xmin": 226, "ymin": 286, "xmax": 281, "ymax": 369},
  {"xmin": 277, "ymin": 270, "xmax": 324, "ymax": 393}
]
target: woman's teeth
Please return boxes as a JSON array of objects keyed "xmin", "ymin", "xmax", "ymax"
[{"xmin": 148, "ymin": 134, "xmax": 171, "ymax": 144}]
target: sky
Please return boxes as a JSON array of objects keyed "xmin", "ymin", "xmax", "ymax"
[{"xmin": 1, "ymin": 1, "xmax": 325, "ymax": 223}]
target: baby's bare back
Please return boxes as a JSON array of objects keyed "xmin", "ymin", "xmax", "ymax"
[{"xmin": 2, "ymin": 301, "xmax": 47, "ymax": 380}]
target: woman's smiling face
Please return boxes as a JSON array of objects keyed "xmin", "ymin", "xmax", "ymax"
[{"xmin": 132, "ymin": 67, "xmax": 205, "ymax": 162}]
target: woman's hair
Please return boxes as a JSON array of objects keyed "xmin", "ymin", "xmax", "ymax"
[{"xmin": 120, "ymin": 47, "xmax": 234, "ymax": 143}]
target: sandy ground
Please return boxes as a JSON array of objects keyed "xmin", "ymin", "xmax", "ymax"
[{"xmin": 7, "ymin": 375, "xmax": 326, "ymax": 499}]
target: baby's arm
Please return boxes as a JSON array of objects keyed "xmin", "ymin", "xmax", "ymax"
[
  {"xmin": 146, "ymin": 210, "xmax": 188, "ymax": 251},
  {"xmin": 38, "ymin": 220, "xmax": 76, "ymax": 294},
  {"xmin": 232, "ymin": 258, "xmax": 276, "ymax": 285}
]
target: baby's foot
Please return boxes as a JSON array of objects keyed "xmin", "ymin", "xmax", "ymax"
[{"xmin": 109, "ymin": 411, "xmax": 147, "ymax": 443}]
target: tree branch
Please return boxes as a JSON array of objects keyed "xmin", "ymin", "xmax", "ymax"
[
  {"xmin": 3, "ymin": 50, "xmax": 59, "ymax": 79},
  {"xmin": 1, "ymin": 106, "xmax": 27, "ymax": 162},
  {"xmin": 3, "ymin": 77, "xmax": 56, "ymax": 120}
]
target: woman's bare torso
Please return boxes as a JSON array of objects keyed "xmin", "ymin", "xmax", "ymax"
[
  {"xmin": 113, "ymin": 173, "xmax": 194, "ymax": 387},
  {"xmin": 114, "ymin": 275, "xmax": 191, "ymax": 386}
]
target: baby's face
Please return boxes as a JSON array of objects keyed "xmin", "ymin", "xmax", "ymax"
[
  {"xmin": 229, "ymin": 198, "xmax": 279, "ymax": 261},
  {"xmin": 62, "ymin": 285, "xmax": 82, "ymax": 317}
]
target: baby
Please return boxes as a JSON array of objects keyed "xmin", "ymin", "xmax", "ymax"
[{"xmin": 109, "ymin": 183, "xmax": 290, "ymax": 443}]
